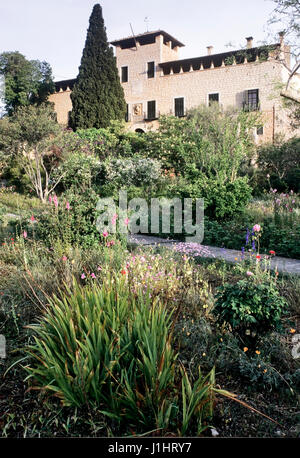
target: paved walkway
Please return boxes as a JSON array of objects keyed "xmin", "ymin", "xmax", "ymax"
[{"xmin": 128, "ymin": 234, "xmax": 300, "ymax": 275}]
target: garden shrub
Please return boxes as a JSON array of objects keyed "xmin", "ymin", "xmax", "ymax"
[
  {"xmin": 257, "ymin": 137, "xmax": 300, "ymax": 193},
  {"xmin": 35, "ymin": 189, "xmax": 107, "ymax": 248},
  {"xmin": 104, "ymin": 156, "xmax": 162, "ymax": 188},
  {"xmin": 163, "ymin": 175, "xmax": 252, "ymax": 220},
  {"xmin": 195, "ymin": 175, "xmax": 252, "ymax": 220},
  {"xmin": 53, "ymin": 152, "xmax": 102, "ymax": 193},
  {"xmin": 214, "ymin": 333, "xmax": 299, "ymax": 393},
  {"xmin": 214, "ymin": 278, "xmax": 287, "ymax": 348}
]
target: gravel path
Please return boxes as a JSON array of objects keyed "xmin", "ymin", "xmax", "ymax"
[{"xmin": 128, "ymin": 234, "xmax": 300, "ymax": 275}]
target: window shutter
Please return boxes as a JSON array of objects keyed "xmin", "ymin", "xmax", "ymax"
[
  {"xmin": 147, "ymin": 100, "xmax": 156, "ymax": 119},
  {"xmin": 147, "ymin": 62, "xmax": 155, "ymax": 78},
  {"xmin": 121, "ymin": 66, "xmax": 128, "ymax": 83},
  {"xmin": 175, "ymin": 98, "xmax": 184, "ymax": 117}
]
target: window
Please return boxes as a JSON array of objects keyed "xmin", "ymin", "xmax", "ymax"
[
  {"xmin": 208, "ymin": 93, "xmax": 219, "ymax": 106},
  {"xmin": 121, "ymin": 66, "xmax": 128, "ymax": 83},
  {"xmin": 125, "ymin": 104, "xmax": 129, "ymax": 122},
  {"xmin": 257, "ymin": 126, "xmax": 264, "ymax": 135},
  {"xmin": 147, "ymin": 61, "xmax": 155, "ymax": 78},
  {"xmin": 244, "ymin": 89, "xmax": 259, "ymax": 111},
  {"xmin": 174, "ymin": 97, "xmax": 185, "ymax": 117},
  {"xmin": 147, "ymin": 100, "xmax": 156, "ymax": 120}
]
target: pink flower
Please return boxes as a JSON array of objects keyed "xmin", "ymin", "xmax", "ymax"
[
  {"xmin": 246, "ymin": 271, "xmax": 254, "ymax": 276},
  {"xmin": 111, "ymin": 214, "xmax": 118, "ymax": 225},
  {"xmin": 66, "ymin": 202, "xmax": 70, "ymax": 211},
  {"xmin": 124, "ymin": 217, "xmax": 129, "ymax": 226},
  {"xmin": 23, "ymin": 231, "xmax": 27, "ymax": 239},
  {"xmin": 62, "ymin": 256, "xmax": 67, "ymax": 261},
  {"xmin": 253, "ymin": 224, "xmax": 261, "ymax": 232},
  {"xmin": 102, "ymin": 231, "xmax": 109, "ymax": 237},
  {"xmin": 53, "ymin": 195, "xmax": 58, "ymax": 208},
  {"xmin": 110, "ymin": 240, "xmax": 115, "ymax": 246},
  {"xmin": 81, "ymin": 273, "xmax": 86, "ymax": 279},
  {"xmin": 49, "ymin": 196, "xmax": 52, "ymax": 203},
  {"xmin": 30, "ymin": 215, "xmax": 35, "ymax": 222},
  {"xmin": 91, "ymin": 273, "xmax": 96, "ymax": 279},
  {"xmin": 97, "ymin": 266, "xmax": 102, "ymax": 271}
]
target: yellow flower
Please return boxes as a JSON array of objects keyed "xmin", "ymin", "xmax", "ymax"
[
  {"xmin": 202, "ymin": 352, "xmax": 206, "ymax": 357},
  {"xmin": 263, "ymin": 369, "xmax": 267, "ymax": 373},
  {"xmin": 290, "ymin": 328, "xmax": 296, "ymax": 334},
  {"xmin": 234, "ymin": 257, "xmax": 238, "ymax": 261},
  {"xmin": 243, "ymin": 347, "xmax": 248, "ymax": 352},
  {"xmin": 255, "ymin": 350, "xmax": 261, "ymax": 355}
]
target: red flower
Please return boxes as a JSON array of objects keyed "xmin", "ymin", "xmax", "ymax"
[
  {"xmin": 256, "ymin": 255, "xmax": 261, "ymax": 259},
  {"xmin": 121, "ymin": 269, "xmax": 127, "ymax": 275},
  {"xmin": 269, "ymin": 250, "xmax": 276, "ymax": 255}
]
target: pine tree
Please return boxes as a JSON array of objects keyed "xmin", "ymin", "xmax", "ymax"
[{"xmin": 70, "ymin": 4, "xmax": 126, "ymax": 129}]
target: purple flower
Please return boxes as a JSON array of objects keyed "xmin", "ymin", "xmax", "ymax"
[{"xmin": 245, "ymin": 228, "xmax": 249, "ymax": 244}]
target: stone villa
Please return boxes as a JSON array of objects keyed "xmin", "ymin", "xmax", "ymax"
[{"xmin": 49, "ymin": 29, "xmax": 295, "ymax": 143}]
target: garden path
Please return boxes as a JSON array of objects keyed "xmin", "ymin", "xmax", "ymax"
[{"xmin": 128, "ymin": 234, "xmax": 300, "ymax": 275}]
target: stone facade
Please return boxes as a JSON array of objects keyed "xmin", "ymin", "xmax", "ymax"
[
  {"xmin": 50, "ymin": 30, "xmax": 298, "ymax": 143},
  {"xmin": 49, "ymin": 89, "xmax": 72, "ymax": 125}
]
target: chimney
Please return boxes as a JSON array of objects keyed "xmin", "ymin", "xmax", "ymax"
[
  {"xmin": 279, "ymin": 31, "xmax": 285, "ymax": 50},
  {"xmin": 207, "ymin": 46, "xmax": 213, "ymax": 55},
  {"xmin": 246, "ymin": 37, "xmax": 253, "ymax": 49}
]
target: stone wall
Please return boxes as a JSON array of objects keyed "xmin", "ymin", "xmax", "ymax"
[
  {"xmin": 50, "ymin": 31, "xmax": 299, "ymax": 142},
  {"xmin": 49, "ymin": 89, "xmax": 72, "ymax": 125}
]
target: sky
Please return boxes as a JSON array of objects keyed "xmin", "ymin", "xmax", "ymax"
[{"xmin": 0, "ymin": 0, "xmax": 280, "ymax": 81}]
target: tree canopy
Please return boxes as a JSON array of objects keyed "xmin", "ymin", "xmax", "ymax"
[
  {"xmin": 70, "ymin": 4, "xmax": 126, "ymax": 130},
  {"xmin": 0, "ymin": 52, "xmax": 54, "ymax": 115}
]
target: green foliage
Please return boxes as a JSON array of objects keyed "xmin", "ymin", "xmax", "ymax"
[
  {"xmin": 144, "ymin": 105, "xmax": 258, "ymax": 180},
  {"xmin": 25, "ymin": 278, "xmax": 217, "ymax": 434},
  {"xmin": 76, "ymin": 126, "xmax": 120, "ymax": 158},
  {"xmin": 0, "ymin": 103, "xmax": 59, "ymax": 148},
  {"xmin": 214, "ymin": 278, "xmax": 287, "ymax": 347},
  {"xmin": 104, "ymin": 156, "xmax": 162, "ymax": 188},
  {"xmin": 0, "ymin": 104, "xmax": 67, "ymax": 202},
  {"xmin": 214, "ymin": 333, "xmax": 299, "ymax": 393},
  {"xmin": 70, "ymin": 5, "xmax": 126, "ymax": 129},
  {"xmin": 257, "ymin": 138, "xmax": 300, "ymax": 192},
  {"xmin": 142, "ymin": 106, "xmax": 258, "ymax": 220},
  {"xmin": 76, "ymin": 124, "xmax": 148, "ymax": 158},
  {"xmin": 195, "ymin": 175, "xmax": 252, "ymax": 219},
  {"xmin": 36, "ymin": 189, "xmax": 104, "ymax": 248},
  {"xmin": 1, "ymin": 156, "xmax": 32, "ymax": 193},
  {"xmin": 54, "ymin": 152, "xmax": 101, "ymax": 193},
  {"xmin": 0, "ymin": 51, "xmax": 54, "ymax": 115}
]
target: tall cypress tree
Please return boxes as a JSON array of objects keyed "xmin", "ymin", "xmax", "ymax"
[{"xmin": 70, "ymin": 4, "xmax": 126, "ymax": 129}]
